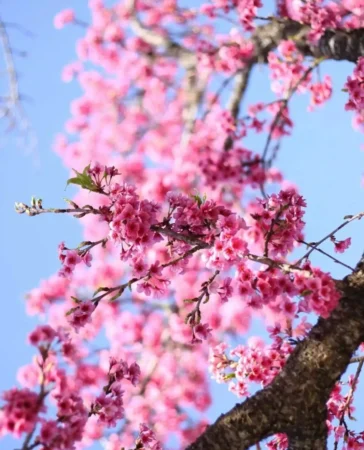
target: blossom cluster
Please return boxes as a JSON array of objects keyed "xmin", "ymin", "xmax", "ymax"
[
  {"xmin": 249, "ymin": 189, "xmax": 306, "ymax": 257},
  {"xmin": 345, "ymin": 57, "xmax": 364, "ymax": 121},
  {"xmin": 108, "ymin": 182, "xmax": 161, "ymax": 259},
  {"xmin": 90, "ymin": 357, "xmax": 140, "ymax": 427},
  {"xmin": 198, "ymin": 145, "xmax": 265, "ymax": 190},
  {"xmin": 58, "ymin": 243, "xmax": 92, "ymax": 278},
  {"xmin": 326, "ymin": 379, "xmax": 364, "ymax": 449},
  {"xmin": 295, "ymin": 265, "xmax": 341, "ymax": 318},
  {"xmin": 41, "ymin": 391, "xmax": 88, "ymax": 449},
  {"xmin": 209, "ymin": 338, "xmax": 293, "ymax": 398},
  {"xmin": 0, "ymin": 327, "xmax": 89, "ymax": 449},
  {"xmin": 200, "ymin": 0, "xmax": 262, "ymax": 31},
  {"xmin": 137, "ymin": 423, "xmax": 163, "ymax": 450},
  {"xmin": 68, "ymin": 300, "xmax": 96, "ymax": 331},
  {"xmin": 215, "ymin": 30, "xmax": 255, "ymax": 73},
  {"xmin": 297, "ymin": 0, "xmax": 341, "ymax": 41},
  {"xmin": 0, "ymin": 388, "xmax": 44, "ymax": 437},
  {"xmin": 166, "ymin": 191, "xmax": 236, "ymax": 243},
  {"xmin": 1, "ymin": 326, "xmax": 144, "ymax": 449},
  {"xmin": 268, "ymin": 41, "xmax": 308, "ymax": 97}
]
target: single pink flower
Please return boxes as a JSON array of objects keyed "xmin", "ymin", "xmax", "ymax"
[
  {"xmin": 54, "ymin": 9, "xmax": 75, "ymax": 29},
  {"xmin": 334, "ymin": 237, "xmax": 351, "ymax": 253}
]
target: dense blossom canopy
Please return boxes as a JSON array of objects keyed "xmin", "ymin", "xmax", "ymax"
[{"xmin": 3, "ymin": 1, "xmax": 364, "ymax": 449}]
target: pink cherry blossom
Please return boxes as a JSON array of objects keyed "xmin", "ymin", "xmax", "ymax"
[
  {"xmin": 193, "ymin": 323, "xmax": 212, "ymax": 343},
  {"xmin": 334, "ymin": 237, "xmax": 352, "ymax": 253},
  {"xmin": 68, "ymin": 300, "xmax": 96, "ymax": 331},
  {"xmin": 0, "ymin": 388, "xmax": 44, "ymax": 437},
  {"xmin": 54, "ymin": 9, "xmax": 75, "ymax": 29}
]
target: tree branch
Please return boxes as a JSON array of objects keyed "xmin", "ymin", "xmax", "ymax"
[
  {"xmin": 187, "ymin": 266, "xmax": 364, "ymax": 449},
  {"xmin": 252, "ymin": 18, "xmax": 364, "ymax": 63},
  {"xmin": 223, "ymin": 64, "xmax": 253, "ymax": 151},
  {"xmin": 0, "ymin": 16, "xmax": 22, "ymax": 126},
  {"xmin": 125, "ymin": 0, "xmax": 194, "ymax": 67},
  {"xmin": 0, "ymin": 15, "xmax": 35, "ymax": 149}
]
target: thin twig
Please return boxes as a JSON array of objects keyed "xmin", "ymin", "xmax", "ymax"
[
  {"xmin": 151, "ymin": 224, "xmax": 210, "ymax": 248},
  {"xmin": 333, "ymin": 360, "xmax": 364, "ymax": 450},
  {"xmin": 185, "ymin": 270, "xmax": 220, "ymax": 325},
  {"xmin": 2, "ymin": 21, "xmax": 35, "ymax": 37},
  {"xmin": 0, "ymin": 16, "xmax": 20, "ymax": 106},
  {"xmin": 261, "ymin": 58, "xmax": 324, "ymax": 170},
  {"xmin": 247, "ymin": 253, "xmax": 312, "ymax": 277},
  {"xmin": 161, "ymin": 245, "xmax": 204, "ymax": 268},
  {"xmin": 299, "ymin": 239, "xmax": 355, "ymax": 272},
  {"xmin": 15, "ymin": 203, "xmax": 102, "ymax": 217},
  {"xmin": 264, "ymin": 206, "xmax": 284, "ymax": 257},
  {"xmin": 202, "ymin": 71, "xmax": 238, "ymax": 121},
  {"xmin": 19, "ymin": 356, "xmax": 49, "ymax": 450},
  {"xmin": 296, "ymin": 212, "xmax": 364, "ymax": 266}
]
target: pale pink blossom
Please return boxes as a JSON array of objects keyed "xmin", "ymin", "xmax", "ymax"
[{"xmin": 54, "ymin": 9, "xmax": 75, "ymax": 29}]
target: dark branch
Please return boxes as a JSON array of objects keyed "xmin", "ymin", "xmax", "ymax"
[{"xmin": 252, "ymin": 19, "xmax": 364, "ymax": 63}]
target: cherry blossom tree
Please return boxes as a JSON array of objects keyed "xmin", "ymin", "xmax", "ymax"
[{"xmin": 4, "ymin": 1, "xmax": 364, "ymax": 449}]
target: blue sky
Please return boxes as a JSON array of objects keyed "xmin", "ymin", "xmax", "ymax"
[{"xmin": 1, "ymin": 1, "xmax": 364, "ymax": 449}]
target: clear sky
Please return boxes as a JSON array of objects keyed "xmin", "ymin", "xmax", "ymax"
[{"xmin": 1, "ymin": 1, "xmax": 364, "ymax": 449}]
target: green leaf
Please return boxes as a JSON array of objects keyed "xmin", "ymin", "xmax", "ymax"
[
  {"xmin": 190, "ymin": 191, "xmax": 207, "ymax": 207},
  {"xmin": 191, "ymin": 194, "xmax": 203, "ymax": 206},
  {"xmin": 66, "ymin": 164, "xmax": 99, "ymax": 192},
  {"xmin": 93, "ymin": 287, "xmax": 109, "ymax": 297},
  {"xmin": 223, "ymin": 373, "xmax": 236, "ymax": 380}
]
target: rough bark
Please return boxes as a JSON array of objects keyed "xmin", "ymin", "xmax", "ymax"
[
  {"xmin": 252, "ymin": 19, "xmax": 364, "ymax": 63},
  {"xmin": 186, "ymin": 269, "xmax": 364, "ymax": 450}
]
